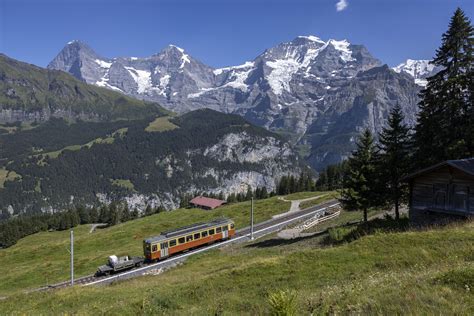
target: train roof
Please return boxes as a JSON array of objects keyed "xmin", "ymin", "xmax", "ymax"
[{"xmin": 144, "ymin": 218, "xmax": 233, "ymax": 243}]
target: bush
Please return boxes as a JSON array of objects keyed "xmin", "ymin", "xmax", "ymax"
[
  {"xmin": 326, "ymin": 226, "xmax": 356, "ymax": 243},
  {"xmin": 267, "ymin": 289, "xmax": 298, "ymax": 316}
]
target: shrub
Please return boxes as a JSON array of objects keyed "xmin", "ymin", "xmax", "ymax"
[{"xmin": 267, "ymin": 289, "xmax": 298, "ymax": 316}]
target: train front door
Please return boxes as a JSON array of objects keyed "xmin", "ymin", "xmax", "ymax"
[
  {"xmin": 222, "ymin": 226, "xmax": 229, "ymax": 239},
  {"xmin": 160, "ymin": 242, "xmax": 169, "ymax": 258}
]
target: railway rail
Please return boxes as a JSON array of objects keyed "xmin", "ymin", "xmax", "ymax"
[{"xmin": 34, "ymin": 199, "xmax": 339, "ymax": 290}]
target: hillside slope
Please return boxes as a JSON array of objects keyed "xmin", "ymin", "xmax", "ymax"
[
  {"xmin": 0, "ymin": 218, "xmax": 472, "ymax": 314},
  {"xmin": 0, "ymin": 54, "xmax": 165, "ymax": 123},
  {"xmin": 0, "ymin": 109, "xmax": 306, "ymax": 215},
  {"xmin": 0, "ymin": 194, "xmax": 302, "ymax": 295}
]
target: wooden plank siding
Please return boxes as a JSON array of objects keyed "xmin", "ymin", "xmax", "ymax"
[{"xmin": 411, "ymin": 166, "xmax": 474, "ymax": 216}]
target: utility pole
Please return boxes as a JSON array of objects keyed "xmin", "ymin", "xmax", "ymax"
[
  {"xmin": 250, "ymin": 197, "xmax": 254, "ymax": 240},
  {"xmin": 70, "ymin": 230, "xmax": 74, "ymax": 286}
]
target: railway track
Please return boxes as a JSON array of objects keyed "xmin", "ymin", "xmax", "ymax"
[{"xmin": 34, "ymin": 199, "xmax": 339, "ymax": 290}]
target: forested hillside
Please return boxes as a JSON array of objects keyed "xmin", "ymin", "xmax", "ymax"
[{"xmin": 0, "ymin": 109, "xmax": 305, "ymax": 217}]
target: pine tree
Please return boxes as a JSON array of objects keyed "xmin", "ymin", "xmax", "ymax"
[
  {"xmin": 378, "ymin": 105, "xmax": 412, "ymax": 219},
  {"xmin": 340, "ymin": 129, "xmax": 380, "ymax": 222},
  {"xmin": 246, "ymin": 186, "xmax": 253, "ymax": 200},
  {"xmin": 415, "ymin": 8, "xmax": 473, "ymax": 166},
  {"xmin": 261, "ymin": 187, "xmax": 268, "ymax": 199}
]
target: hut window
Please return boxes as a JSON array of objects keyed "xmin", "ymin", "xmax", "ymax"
[
  {"xmin": 452, "ymin": 185, "xmax": 469, "ymax": 211},
  {"xmin": 433, "ymin": 184, "xmax": 447, "ymax": 209}
]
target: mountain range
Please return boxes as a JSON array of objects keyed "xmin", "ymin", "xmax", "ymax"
[
  {"xmin": 0, "ymin": 55, "xmax": 305, "ymax": 216},
  {"xmin": 48, "ymin": 36, "xmax": 429, "ymax": 169}
]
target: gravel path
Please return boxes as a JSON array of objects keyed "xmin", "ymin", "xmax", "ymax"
[
  {"xmin": 89, "ymin": 223, "xmax": 108, "ymax": 233},
  {"xmin": 273, "ymin": 194, "xmax": 328, "ymax": 219}
]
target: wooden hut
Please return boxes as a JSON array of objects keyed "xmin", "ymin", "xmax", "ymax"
[
  {"xmin": 189, "ymin": 196, "xmax": 227, "ymax": 210},
  {"xmin": 404, "ymin": 158, "xmax": 474, "ymax": 225}
]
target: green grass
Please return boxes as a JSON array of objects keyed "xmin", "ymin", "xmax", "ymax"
[
  {"xmin": 1, "ymin": 220, "xmax": 472, "ymax": 314},
  {"xmin": 37, "ymin": 130, "xmax": 120, "ymax": 162},
  {"xmin": 110, "ymin": 179, "xmax": 135, "ymax": 191},
  {"xmin": 0, "ymin": 195, "xmax": 298, "ymax": 296},
  {"xmin": 145, "ymin": 116, "xmax": 179, "ymax": 132},
  {"xmin": 302, "ymin": 208, "xmax": 384, "ymax": 233},
  {"xmin": 282, "ymin": 191, "xmax": 328, "ymax": 200},
  {"xmin": 0, "ymin": 168, "xmax": 20, "ymax": 188}
]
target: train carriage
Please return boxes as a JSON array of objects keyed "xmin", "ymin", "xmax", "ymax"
[{"xmin": 143, "ymin": 218, "xmax": 235, "ymax": 261}]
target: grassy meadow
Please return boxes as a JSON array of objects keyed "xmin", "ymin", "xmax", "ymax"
[
  {"xmin": 145, "ymin": 116, "xmax": 179, "ymax": 132},
  {"xmin": 0, "ymin": 220, "xmax": 472, "ymax": 314},
  {"xmin": 0, "ymin": 194, "xmax": 309, "ymax": 296}
]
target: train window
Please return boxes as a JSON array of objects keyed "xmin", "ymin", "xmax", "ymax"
[
  {"xmin": 186, "ymin": 235, "xmax": 193, "ymax": 242},
  {"xmin": 169, "ymin": 239, "xmax": 177, "ymax": 247},
  {"xmin": 216, "ymin": 227, "xmax": 222, "ymax": 233},
  {"xmin": 194, "ymin": 233, "xmax": 200, "ymax": 240},
  {"xmin": 230, "ymin": 223, "xmax": 235, "ymax": 229},
  {"xmin": 209, "ymin": 229, "xmax": 215, "ymax": 235},
  {"xmin": 222, "ymin": 225, "xmax": 228, "ymax": 231},
  {"xmin": 178, "ymin": 237, "xmax": 185, "ymax": 244},
  {"xmin": 152, "ymin": 244, "xmax": 158, "ymax": 252},
  {"xmin": 202, "ymin": 231, "xmax": 208, "ymax": 237}
]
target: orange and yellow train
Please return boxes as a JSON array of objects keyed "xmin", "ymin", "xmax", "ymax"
[{"xmin": 143, "ymin": 218, "xmax": 235, "ymax": 261}]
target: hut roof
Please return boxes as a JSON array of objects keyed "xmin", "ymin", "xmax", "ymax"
[
  {"xmin": 404, "ymin": 158, "xmax": 474, "ymax": 180},
  {"xmin": 190, "ymin": 196, "xmax": 227, "ymax": 209}
]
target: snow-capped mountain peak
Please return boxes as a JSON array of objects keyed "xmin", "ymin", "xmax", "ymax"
[
  {"xmin": 392, "ymin": 59, "xmax": 440, "ymax": 87},
  {"xmin": 297, "ymin": 35, "xmax": 326, "ymax": 44},
  {"xmin": 393, "ymin": 59, "xmax": 434, "ymax": 77}
]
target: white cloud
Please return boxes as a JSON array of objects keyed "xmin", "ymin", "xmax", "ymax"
[{"xmin": 336, "ymin": 0, "xmax": 348, "ymax": 12}]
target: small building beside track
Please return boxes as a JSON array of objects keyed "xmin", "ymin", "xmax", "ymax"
[
  {"xmin": 190, "ymin": 196, "xmax": 227, "ymax": 210},
  {"xmin": 404, "ymin": 158, "xmax": 474, "ymax": 225}
]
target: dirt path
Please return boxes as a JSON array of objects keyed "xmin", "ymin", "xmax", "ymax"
[
  {"xmin": 273, "ymin": 194, "xmax": 328, "ymax": 219},
  {"xmin": 89, "ymin": 223, "xmax": 108, "ymax": 233}
]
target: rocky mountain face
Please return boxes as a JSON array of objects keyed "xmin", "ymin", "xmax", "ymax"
[
  {"xmin": 48, "ymin": 41, "xmax": 216, "ymax": 112},
  {"xmin": 0, "ymin": 53, "xmax": 165, "ymax": 123},
  {"xmin": 48, "ymin": 36, "xmax": 423, "ymax": 170},
  {"xmin": 392, "ymin": 59, "xmax": 441, "ymax": 87},
  {"xmin": 0, "ymin": 110, "xmax": 306, "ymax": 216}
]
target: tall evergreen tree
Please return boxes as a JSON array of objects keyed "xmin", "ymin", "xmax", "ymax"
[
  {"xmin": 378, "ymin": 105, "xmax": 412, "ymax": 219},
  {"xmin": 340, "ymin": 129, "xmax": 380, "ymax": 222},
  {"xmin": 415, "ymin": 8, "xmax": 473, "ymax": 167}
]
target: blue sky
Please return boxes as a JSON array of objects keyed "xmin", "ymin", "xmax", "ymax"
[{"xmin": 0, "ymin": 0, "xmax": 472, "ymax": 68}]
